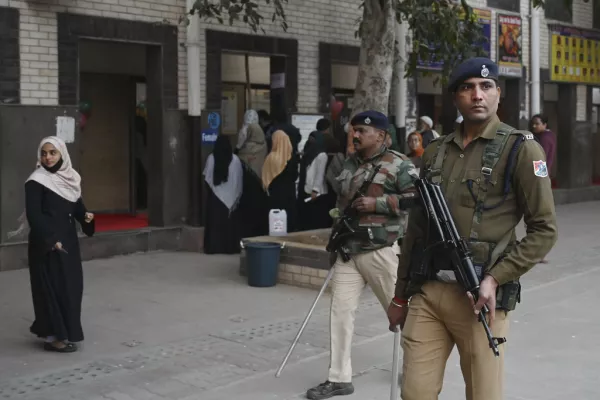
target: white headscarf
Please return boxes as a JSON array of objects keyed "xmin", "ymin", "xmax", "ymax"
[
  {"xmin": 7, "ymin": 136, "xmax": 82, "ymax": 239},
  {"xmin": 203, "ymin": 154, "xmax": 244, "ymax": 214},
  {"xmin": 236, "ymin": 109, "xmax": 260, "ymax": 150},
  {"xmin": 28, "ymin": 136, "xmax": 81, "ymax": 202}
]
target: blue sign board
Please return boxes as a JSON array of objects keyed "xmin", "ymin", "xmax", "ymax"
[
  {"xmin": 201, "ymin": 129, "xmax": 218, "ymax": 144},
  {"xmin": 417, "ymin": 8, "xmax": 492, "ymax": 71},
  {"xmin": 208, "ymin": 112, "xmax": 221, "ymax": 130}
]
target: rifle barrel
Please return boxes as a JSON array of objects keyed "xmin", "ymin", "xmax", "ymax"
[
  {"xmin": 479, "ymin": 307, "xmax": 500, "ymax": 357},
  {"xmin": 417, "ymin": 178, "xmax": 504, "ymax": 358}
]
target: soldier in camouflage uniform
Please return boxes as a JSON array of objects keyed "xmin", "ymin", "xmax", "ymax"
[{"xmin": 306, "ymin": 111, "xmax": 417, "ymax": 400}]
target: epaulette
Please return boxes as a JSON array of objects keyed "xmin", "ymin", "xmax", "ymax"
[
  {"xmin": 511, "ymin": 130, "xmax": 535, "ymax": 140},
  {"xmin": 388, "ymin": 149, "xmax": 409, "ymax": 161}
]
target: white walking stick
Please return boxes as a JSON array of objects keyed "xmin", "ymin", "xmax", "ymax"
[
  {"xmin": 275, "ymin": 267, "xmax": 335, "ymax": 377},
  {"xmin": 390, "ymin": 327, "xmax": 401, "ymax": 400}
]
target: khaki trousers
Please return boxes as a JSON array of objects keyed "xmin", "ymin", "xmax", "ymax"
[
  {"xmin": 328, "ymin": 244, "xmax": 399, "ymax": 383},
  {"xmin": 401, "ymin": 281, "xmax": 510, "ymax": 400}
]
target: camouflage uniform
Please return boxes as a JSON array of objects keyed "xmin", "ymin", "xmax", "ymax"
[
  {"xmin": 336, "ymin": 145, "xmax": 417, "ymax": 253},
  {"xmin": 307, "ymin": 109, "xmax": 417, "ymax": 400},
  {"xmin": 325, "ymin": 144, "xmax": 416, "ymax": 385}
]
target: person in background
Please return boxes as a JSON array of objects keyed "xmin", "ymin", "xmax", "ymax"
[
  {"xmin": 406, "ymin": 131, "xmax": 425, "ymax": 172},
  {"xmin": 203, "ymin": 134, "xmax": 243, "ymax": 254},
  {"xmin": 236, "ymin": 109, "xmax": 267, "ymax": 179},
  {"xmin": 298, "ymin": 131, "xmax": 334, "ymax": 230},
  {"xmin": 274, "ymin": 119, "xmax": 302, "ymax": 156},
  {"xmin": 418, "ymin": 115, "xmax": 439, "ymax": 149},
  {"xmin": 530, "ymin": 114, "xmax": 556, "ymax": 265},
  {"xmin": 345, "ymin": 122, "xmax": 355, "ymax": 156},
  {"xmin": 14, "ymin": 136, "xmax": 95, "ymax": 353},
  {"xmin": 257, "ymin": 109, "xmax": 275, "ymax": 146},
  {"xmin": 236, "ymin": 110, "xmax": 269, "ymax": 238},
  {"xmin": 530, "ymin": 114, "xmax": 557, "ymax": 173},
  {"xmin": 262, "ymin": 130, "xmax": 299, "ymax": 232},
  {"xmin": 316, "ymin": 118, "xmax": 341, "ymax": 154},
  {"xmin": 259, "ymin": 110, "xmax": 302, "ymax": 154},
  {"xmin": 385, "ymin": 124, "xmax": 403, "ymax": 152}
]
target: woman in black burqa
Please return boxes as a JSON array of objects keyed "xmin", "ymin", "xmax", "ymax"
[
  {"xmin": 202, "ymin": 134, "xmax": 244, "ymax": 254},
  {"xmin": 297, "ymin": 131, "xmax": 335, "ymax": 230},
  {"xmin": 10, "ymin": 136, "xmax": 95, "ymax": 353}
]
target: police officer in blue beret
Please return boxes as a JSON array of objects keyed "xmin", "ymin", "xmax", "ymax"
[
  {"xmin": 306, "ymin": 110, "xmax": 418, "ymax": 400},
  {"xmin": 387, "ymin": 58, "xmax": 558, "ymax": 399}
]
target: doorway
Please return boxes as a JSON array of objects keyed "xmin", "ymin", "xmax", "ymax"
[
  {"xmin": 78, "ymin": 39, "xmax": 150, "ymax": 231},
  {"xmin": 220, "ymin": 52, "xmax": 271, "ymax": 145},
  {"xmin": 416, "ymin": 72, "xmax": 443, "ymax": 133}
]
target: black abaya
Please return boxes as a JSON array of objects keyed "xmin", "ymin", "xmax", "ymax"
[
  {"xmin": 266, "ymin": 155, "xmax": 299, "ymax": 232},
  {"xmin": 203, "ymin": 184, "xmax": 242, "ymax": 254},
  {"xmin": 25, "ymin": 180, "xmax": 95, "ymax": 343},
  {"xmin": 238, "ymin": 164, "xmax": 269, "ymax": 238}
]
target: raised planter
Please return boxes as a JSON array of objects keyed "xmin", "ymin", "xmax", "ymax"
[{"xmin": 240, "ymin": 229, "xmax": 332, "ymax": 290}]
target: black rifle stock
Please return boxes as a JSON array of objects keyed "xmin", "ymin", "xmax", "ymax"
[
  {"xmin": 326, "ymin": 165, "xmax": 382, "ymax": 263},
  {"xmin": 415, "ymin": 177, "xmax": 507, "ymax": 357}
]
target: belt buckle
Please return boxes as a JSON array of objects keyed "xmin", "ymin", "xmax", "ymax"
[{"xmin": 481, "ymin": 167, "xmax": 492, "ymax": 176}]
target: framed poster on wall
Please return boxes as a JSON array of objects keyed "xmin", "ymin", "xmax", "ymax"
[{"xmin": 497, "ymin": 14, "xmax": 523, "ymax": 77}]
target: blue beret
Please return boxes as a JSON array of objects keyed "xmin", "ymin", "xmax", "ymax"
[
  {"xmin": 350, "ymin": 110, "xmax": 389, "ymax": 132},
  {"xmin": 448, "ymin": 57, "xmax": 499, "ymax": 93}
]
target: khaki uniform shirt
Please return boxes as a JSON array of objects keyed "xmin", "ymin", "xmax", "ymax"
[
  {"xmin": 337, "ymin": 146, "xmax": 417, "ymax": 254},
  {"xmin": 395, "ymin": 116, "xmax": 558, "ymax": 298}
]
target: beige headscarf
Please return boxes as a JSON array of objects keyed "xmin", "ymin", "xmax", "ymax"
[
  {"xmin": 261, "ymin": 130, "xmax": 292, "ymax": 191},
  {"xmin": 7, "ymin": 136, "xmax": 81, "ymax": 239},
  {"xmin": 237, "ymin": 120, "xmax": 267, "ymax": 178}
]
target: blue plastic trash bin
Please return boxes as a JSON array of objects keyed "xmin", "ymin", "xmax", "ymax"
[{"xmin": 244, "ymin": 242, "xmax": 282, "ymax": 287}]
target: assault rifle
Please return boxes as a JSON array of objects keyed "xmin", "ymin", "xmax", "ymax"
[
  {"xmin": 326, "ymin": 165, "xmax": 382, "ymax": 263},
  {"xmin": 415, "ymin": 177, "xmax": 507, "ymax": 357}
]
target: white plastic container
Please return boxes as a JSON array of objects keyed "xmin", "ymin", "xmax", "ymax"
[{"xmin": 269, "ymin": 209, "xmax": 288, "ymax": 236}]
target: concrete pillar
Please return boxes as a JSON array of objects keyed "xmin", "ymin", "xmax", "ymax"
[{"xmin": 556, "ymin": 84, "xmax": 594, "ymax": 188}]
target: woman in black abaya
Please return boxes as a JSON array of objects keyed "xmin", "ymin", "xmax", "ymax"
[
  {"xmin": 298, "ymin": 131, "xmax": 335, "ymax": 230},
  {"xmin": 13, "ymin": 136, "xmax": 95, "ymax": 353},
  {"xmin": 202, "ymin": 134, "xmax": 244, "ymax": 254},
  {"xmin": 262, "ymin": 130, "xmax": 299, "ymax": 232}
]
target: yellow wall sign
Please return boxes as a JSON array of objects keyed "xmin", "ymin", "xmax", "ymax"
[{"xmin": 550, "ymin": 24, "xmax": 600, "ymax": 84}]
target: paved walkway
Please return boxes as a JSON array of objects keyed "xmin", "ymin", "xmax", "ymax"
[{"xmin": 0, "ymin": 201, "xmax": 599, "ymax": 400}]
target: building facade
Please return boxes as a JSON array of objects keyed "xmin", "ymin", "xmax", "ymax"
[{"xmin": 0, "ymin": 0, "xmax": 598, "ymax": 264}]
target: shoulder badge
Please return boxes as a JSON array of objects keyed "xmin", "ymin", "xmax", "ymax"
[
  {"xmin": 533, "ymin": 160, "xmax": 548, "ymax": 177},
  {"xmin": 525, "ymin": 133, "xmax": 534, "ymax": 140}
]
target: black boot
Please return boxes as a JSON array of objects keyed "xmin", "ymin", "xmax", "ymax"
[{"xmin": 306, "ymin": 381, "xmax": 354, "ymax": 400}]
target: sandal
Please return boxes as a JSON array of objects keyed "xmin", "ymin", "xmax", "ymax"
[{"xmin": 43, "ymin": 342, "xmax": 77, "ymax": 353}]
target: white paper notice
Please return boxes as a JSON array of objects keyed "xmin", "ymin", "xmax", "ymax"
[
  {"xmin": 271, "ymin": 73, "xmax": 285, "ymax": 89},
  {"xmin": 56, "ymin": 116, "xmax": 75, "ymax": 143},
  {"xmin": 291, "ymin": 114, "xmax": 324, "ymax": 153}
]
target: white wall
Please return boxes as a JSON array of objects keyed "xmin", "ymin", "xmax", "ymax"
[
  {"xmin": 5, "ymin": 0, "xmax": 593, "ymax": 117},
  {"xmin": 8, "ymin": 0, "xmax": 187, "ymax": 107}
]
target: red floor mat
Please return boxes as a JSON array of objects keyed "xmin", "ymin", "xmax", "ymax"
[{"xmin": 94, "ymin": 213, "xmax": 149, "ymax": 233}]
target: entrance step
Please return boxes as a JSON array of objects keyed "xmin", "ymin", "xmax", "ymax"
[{"xmin": 0, "ymin": 226, "xmax": 204, "ymax": 272}]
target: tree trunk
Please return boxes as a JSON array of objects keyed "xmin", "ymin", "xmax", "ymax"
[{"xmin": 351, "ymin": 0, "xmax": 396, "ymax": 116}]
